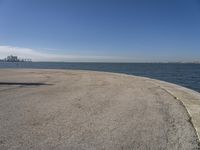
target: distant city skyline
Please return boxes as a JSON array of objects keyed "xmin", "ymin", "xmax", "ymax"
[{"xmin": 0, "ymin": 0, "xmax": 200, "ymax": 62}]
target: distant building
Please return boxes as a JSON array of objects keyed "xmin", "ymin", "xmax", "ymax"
[
  {"xmin": 0, "ymin": 55, "xmax": 32, "ymax": 62},
  {"xmin": 6, "ymin": 55, "xmax": 19, "ymax": 62}
]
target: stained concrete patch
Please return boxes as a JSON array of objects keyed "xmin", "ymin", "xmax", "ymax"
[{"xmin": 0, "ymin": 82, "xmax": 52, "ymax": 86}]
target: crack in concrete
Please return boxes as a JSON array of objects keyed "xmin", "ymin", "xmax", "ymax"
[{"xmin": 157, "ymin": 84, "xmax": 200, "ymax": 149}]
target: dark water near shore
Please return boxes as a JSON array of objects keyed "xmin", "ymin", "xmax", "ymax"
[{"xmin": 0, "ymin": 62, "xmax": 200, "ymax": 92}]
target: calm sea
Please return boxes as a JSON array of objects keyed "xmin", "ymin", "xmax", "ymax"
[{"xmin": 0, "ymin": 62, "xmax": 200, "ymax": 92}]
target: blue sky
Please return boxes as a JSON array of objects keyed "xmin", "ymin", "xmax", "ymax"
[{"xmin": 0, "ymin": 0, "xmax": 200, "ymax": 62}]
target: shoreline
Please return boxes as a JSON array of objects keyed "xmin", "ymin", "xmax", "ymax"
[{"xmin": 0, "ymin": 63, "xmax": 199, "ymax": 93}]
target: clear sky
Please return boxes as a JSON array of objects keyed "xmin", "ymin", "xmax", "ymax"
[{"xmin": 0, "ymin": 0, "xmax": 200, "ymax": 62}]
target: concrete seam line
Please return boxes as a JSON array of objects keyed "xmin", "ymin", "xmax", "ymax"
[{"xmin": 151, "ymin": 81, "xmax": 200, "ymax": 145}]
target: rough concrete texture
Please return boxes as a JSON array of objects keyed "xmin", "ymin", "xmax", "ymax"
[{"xmin": 0, "ymin": 69, "xmax": 199, "ymax": 150}]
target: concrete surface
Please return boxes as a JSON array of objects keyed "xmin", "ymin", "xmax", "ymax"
[{"xmin": 0, "ymin": 69, "xmax": 200, "ymax": 150}]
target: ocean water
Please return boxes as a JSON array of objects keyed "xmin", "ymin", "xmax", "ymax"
[{"xmin": 0, "ymin": 62, "xmax": 200, "ymax": 92}]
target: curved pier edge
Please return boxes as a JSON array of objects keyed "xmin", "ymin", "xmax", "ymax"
[
  {"xmin": 143, "ymin": 77, "xmax": 200, "ymax": 142},
  {"xmin": 77, "ymin": 69, "xmax": 200, "ymax": 143}
]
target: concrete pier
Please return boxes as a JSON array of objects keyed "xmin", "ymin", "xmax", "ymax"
[{"xmin": 0, "ymin": 69, "xmax": 199, "ymax": 150}]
